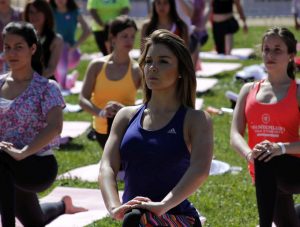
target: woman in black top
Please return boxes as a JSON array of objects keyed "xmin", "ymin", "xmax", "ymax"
[{"xmin": 210, "ymin": 0, "xmax": 248, "ymax": 54}]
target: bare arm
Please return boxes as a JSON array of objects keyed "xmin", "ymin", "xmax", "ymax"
[
  {"xmin": 201, "ymin": 0, "xmax": 212, "ymax": 29},
  {"xmin": 99, "ymin": 106, "xmax": 142, "ymax": 220},
  {"xmin": 234, "ymin": 0, "xmax": 248, "ymax": 33},
  {"xmin": 43, "ymin": 35, "xmax": 64, "ymax": 78},
  {"xmin": 72, "ymin": 14, "xmax": 91, "ymax": 49},
  {"xmin": 79, "ymin": 59, "xmax": 103, "ymax": 116},
  {"xmin": 89, "ymin": 9, "xmax": 104, "ymax": 27},
  {"xmin": 230, "ymin": 83, "xmax": 253, "ymax": 161}
]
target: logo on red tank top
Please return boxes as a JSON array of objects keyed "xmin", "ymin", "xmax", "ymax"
[{"xmin": 261, "ymin": 113, "xmax": 270, "ymax": 124}]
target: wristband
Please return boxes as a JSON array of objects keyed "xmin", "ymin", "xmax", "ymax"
[
  {"xmin": 245, "ymin": 152, "xmax": 252, "ymax": 161},
  {"xmin": 277, "ymin": 142, "xmax": 286, "ymax": 154}
]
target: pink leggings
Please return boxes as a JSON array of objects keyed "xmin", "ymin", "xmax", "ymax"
[{"xmin": 55, "ymin": 43, "xmax": 80, "ymax": 89}]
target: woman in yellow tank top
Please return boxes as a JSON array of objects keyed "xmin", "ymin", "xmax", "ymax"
[{"xmin": 79, "ymin": 15, "xmax": 142, "ymax": 149}]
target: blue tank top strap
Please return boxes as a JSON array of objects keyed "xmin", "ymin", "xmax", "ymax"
[{"xmin": 135, "ymin": 104, "xmax": 187, "ymax": 136}]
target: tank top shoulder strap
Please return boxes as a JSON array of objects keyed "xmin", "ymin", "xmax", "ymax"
[
  {"xmin": 124, "ymin": 58, "xmax": 133, "ymax": 79},
  {"xmin": 248, "ymin": 80, "xmax": 263, "ymax": 95},
  {"xmin": 128, "ymin": 104, "xmax": 146, "ymax": 127},
  {"xmin": 286, "ymin": 79, "xmax": 297, "ymax": 99},
  {"xmin": 98, "ymin": 57, "xmax": 110, "ymax": 76}
]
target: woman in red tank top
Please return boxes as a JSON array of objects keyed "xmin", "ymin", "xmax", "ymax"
[{"xmin": 231, "ymin": 27, "xmax": 300, "ymax": 227}]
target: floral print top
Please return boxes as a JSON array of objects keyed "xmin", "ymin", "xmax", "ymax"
[{"xmin": 0, "ymin": 72, "xmax": 65, "ymax": 155}]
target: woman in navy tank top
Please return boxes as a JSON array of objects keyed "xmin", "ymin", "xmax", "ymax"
[{"xmin": 99, "ymin": 29, "xmax": 213, "ymax": 227}]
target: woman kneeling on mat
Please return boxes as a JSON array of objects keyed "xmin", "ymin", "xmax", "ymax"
[
  {"xmin": 99, "ymin": 29, "xmax": 213, "ymax": 227},
  {"xmin": 0, "ymin": 21, "xmax": 86, "ymax": 227}
]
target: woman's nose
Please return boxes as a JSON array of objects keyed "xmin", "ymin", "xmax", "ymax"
[{"xmin": 149, "ymin": 64, "xmax": 157, "ymax": 72}]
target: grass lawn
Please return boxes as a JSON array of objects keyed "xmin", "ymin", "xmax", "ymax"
[{"xmin": 51, "ymin": 25, "xmax": 300, "ymax": 227}]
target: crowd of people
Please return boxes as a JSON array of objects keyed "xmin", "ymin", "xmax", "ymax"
[{"xmin": 0, "ymin": 0, "xmax": 300, "ymax": 227}]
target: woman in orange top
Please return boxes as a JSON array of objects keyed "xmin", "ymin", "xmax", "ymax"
[
  {"xmin": 79, "ymin": 15, "xmax": 141, "ymax": 149},
  {"xmin": 231, "ymin": 27, "xmax": 300, "ymax": 227}
]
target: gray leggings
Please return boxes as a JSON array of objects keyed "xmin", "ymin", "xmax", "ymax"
[{"xmin": 0, "ymin": 152, "xmax": 65, "ymax": 227}]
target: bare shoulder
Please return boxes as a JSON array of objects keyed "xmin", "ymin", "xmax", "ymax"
[
  {"xmin": 90, "ymin": 55, "xmax": 109, "ymax": 65},
  {"xmin": 239, "ymin": 82, "xmax": 255, "ymax": 97},
  {"xmin": 112, "ymin": 105, "xmax": 142, "ymax": 129},
  {"xmin": 185, "ymin": 108, "xmax": 212, "ymax": 131},
  {"xmin": 87, "ymin": 56, "xmax": 109, "ymax": 72},
  {"xmin": 184, "ymin": 108, "xmax": 213, "ymax": 148}
]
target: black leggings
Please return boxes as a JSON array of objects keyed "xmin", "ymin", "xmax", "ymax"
[
  {"xmin": 255, "ymin": 155, "xmax": 300, "ymax": 227},
  {"xmin": 122, "ymin": 209, "xmax": 202, "ymax": 227},
  {"xmin": 0, "ymin": 152, "xmax": 65, "ymax": 227},
  {"xmin": 212, "ymin": 17, "xmax": 239, "ymax": 54},
  {"xmin": 95, "ymin": 117, "xmax": 114, "ymax": 149}
]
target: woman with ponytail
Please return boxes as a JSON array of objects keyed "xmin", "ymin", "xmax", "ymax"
[
  {"xmin": 230, "ymin": 27, "xmax": 300, "ymax": 227},
  {"xmin": 24, "ymin": 0, "xmax": 63, "ymax": 80},
  {"xmin": 0, "ymin": 21, "xmax": 86, "ymax": 227},
  {"xmin": 99, "ymin": 30, "xmax": 212, "ymax": 226}
]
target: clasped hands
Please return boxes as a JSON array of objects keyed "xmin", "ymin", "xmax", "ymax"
[
  {"xmin": 248, "ymin": 140, "xmax": 283, "ymax": 163},
  {"xmin": 110, "ymin": 196, "xmax": 168, "ymax": 221},
  {"xmin": 0, "ymin": 141, "xmax": 27, "ymax": 161}
]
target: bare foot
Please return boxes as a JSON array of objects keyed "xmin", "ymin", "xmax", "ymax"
[{"xmin": 62, "ymin": 195, "xmax": 88, "ymax": 214}]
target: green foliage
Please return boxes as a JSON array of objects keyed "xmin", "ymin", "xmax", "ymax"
[{"xmin": 54, "ymin": 25, "xmax": 299, "ymax": 227}]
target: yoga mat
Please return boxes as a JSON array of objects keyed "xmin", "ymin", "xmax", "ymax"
[
  {"xmin": 196, "ymin": 62, "xmax": 242, "ymax": 77},
  {"xmin": 196, "ymin": 78, "xmax": 218, "ymax": 93},
  {"xmin": 199, "ymin": 48, "xmax": 254, "ymax": 60},
  {"xmin": 42, "ymin": 187, "xmax": 123, "ymax": 227},
  {"xmin": 63, "ymin": 103, "xmax": 82, "ymax": 113},
  {"xmin": 59, "ymin": 160, "xmax": 229, "ymax": 183},
  {"xmin": 61, "ymin": 81, "xmax": 84, "ymax": 96},
  {"xmin": 60, "ymin": 121, "xmax": 91, "ymax": 145},
  {"xmin": 0, "ymin": 186, "xmax": 121, "ymax": 227},
  {"xmin": 195, "ymin": 98, "xmax": 204, "ymax": 110},
  {"xmin": 209, "ymin": 160, "xmax": 231, "ymax": 176},
  {"xmin": 58, "ymin": 162, "xmax": 124, "ymax": 182},
  {"xmin": 80, "ymin": 52, "xmax": 103, "ymax": 61},
  {"xmin": 235, "ymin": 64, "xmax": 267, "ymax": 81}
]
